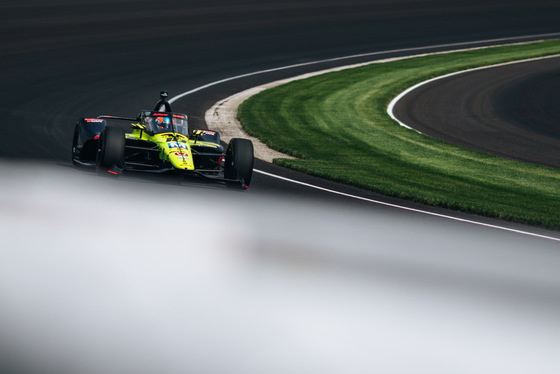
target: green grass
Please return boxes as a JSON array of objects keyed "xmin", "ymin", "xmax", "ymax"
[{"xmin": 238, "ymin": 40, "xmax": 560, "ymax": 228}]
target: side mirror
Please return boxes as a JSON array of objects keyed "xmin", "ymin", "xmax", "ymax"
[
  {"xmin": 132, "ymin": 123, "xmax": 153, "ymax": 136},
  {"xmin": 191, "ymin": 129, "xmax": 200, "ymax": 143}
]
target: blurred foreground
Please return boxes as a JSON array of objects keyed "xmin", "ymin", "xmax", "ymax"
[{"xmin": 1, "ymin": 162, "xmax": 559, "ymax": 374}]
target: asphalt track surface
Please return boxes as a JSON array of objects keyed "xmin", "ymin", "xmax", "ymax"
[
  {"xmin": 2, "ymin": 0, "xmax": 560, "ymax": 235},
  {"xmin": 1, "ymin": 0, "xmax": 560, "ymax": 284},
  {"xmin": 393, "ymin": 55, "xmax": 560, "ymax": 169},
  {"xmin": 3, "ymin": 1, "xmax": 560, "ymax": 373}
]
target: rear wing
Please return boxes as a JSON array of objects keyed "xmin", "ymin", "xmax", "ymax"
[{"xmin": 97, "ymin": 115, "xmax": 137, "ymax": 121}]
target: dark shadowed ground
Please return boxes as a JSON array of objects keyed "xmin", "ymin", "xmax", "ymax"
[{"xmin": 1, "ymin": 0, "xmax": 559, "ymax": 160}]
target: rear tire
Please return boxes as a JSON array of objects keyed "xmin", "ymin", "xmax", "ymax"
[
  {"xmin": 71, "ymin": 123, "xmax": 80, "ymax": 167},
  {"xmin": 224, "ymin": 138, "xmax": 254, "ymax": 188},
  {"xmin": 96, "ymin": 126, "xmax": 125, "ymax": 174}
]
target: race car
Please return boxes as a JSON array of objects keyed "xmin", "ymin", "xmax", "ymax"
[{"xmin": 71, "ymin": 91, "xmax": 254, "ymax": 189}]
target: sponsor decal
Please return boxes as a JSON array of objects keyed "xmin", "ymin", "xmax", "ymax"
[
  {"xmin": 193, "ymin": 130, "xmax": 216, "ymax": 138},
  {"xmin": 172, "ymin": 114, "xmax": 185, "ymax": 119},
  {"xmin": 168, "ymin": 142, "xmax": 188, "ymax": 149},
  {"xmin": 174, "ymin": 152, "xmax": 189, "ymax": 157},
  {"xmin": 152, "ymin": 113, "xmax": 168, "ymax": 117},
  {"xmin": 85, "ymin": 118, "xmax": 104, "ymax": 123}
]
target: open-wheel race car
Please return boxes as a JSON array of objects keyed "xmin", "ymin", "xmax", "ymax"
[{"xmin": 71, "ymin": 91, "xmax": 254, "ymax": 189}]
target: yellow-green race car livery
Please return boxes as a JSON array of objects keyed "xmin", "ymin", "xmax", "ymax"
[{"xmin": 71, "ymin": 91, "xmax": 254, "ymax": 189}]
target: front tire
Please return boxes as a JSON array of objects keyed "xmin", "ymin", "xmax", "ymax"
[
  {"xmin": 224, "ymin": 138, "xmax": 254, "ymax": 188},
  {"xmin": 96, "ymin": 126, "xmax": 125, "ymax": 174}
]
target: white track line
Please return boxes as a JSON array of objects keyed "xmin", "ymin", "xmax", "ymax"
[
  {"xmin": 169, "ymin": 34, "xmax": 560, "ymax": 242},
  {"xmin": 169, "ymin": 33, "xmax": 560, "ymax": 104},
  {"xmin": 255, "ymin": 170, "xmax": 560, "ymax": 242},
  {"xmin": 388, "ymin": 54, "xmax": 560, "ymax": 130}
]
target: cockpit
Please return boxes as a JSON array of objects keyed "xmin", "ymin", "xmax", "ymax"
[{"xmin": 140, "ymin": 111, "xmax": 189, "ymax": 136}]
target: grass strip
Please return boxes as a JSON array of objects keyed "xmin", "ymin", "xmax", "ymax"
[{"xmin": 238, "ymin": 40, "xmax": 560, "ymax": 228}]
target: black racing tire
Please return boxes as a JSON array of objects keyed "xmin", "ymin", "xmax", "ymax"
[
  {"xmin": 224, "ymin": 138, "xmax": 254, "ymax": 188},
  {"xmin": 71, "ymin": 122, "xmax": 80, "ymax": 167},
  {"xmin": 96, "ymin": 126, "xmax": 125, "ymax": 174}
]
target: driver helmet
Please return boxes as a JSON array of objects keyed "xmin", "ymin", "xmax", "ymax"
[{"xmin": 155, "ymin": 116, "xmax": 171, "ymax": 130}]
